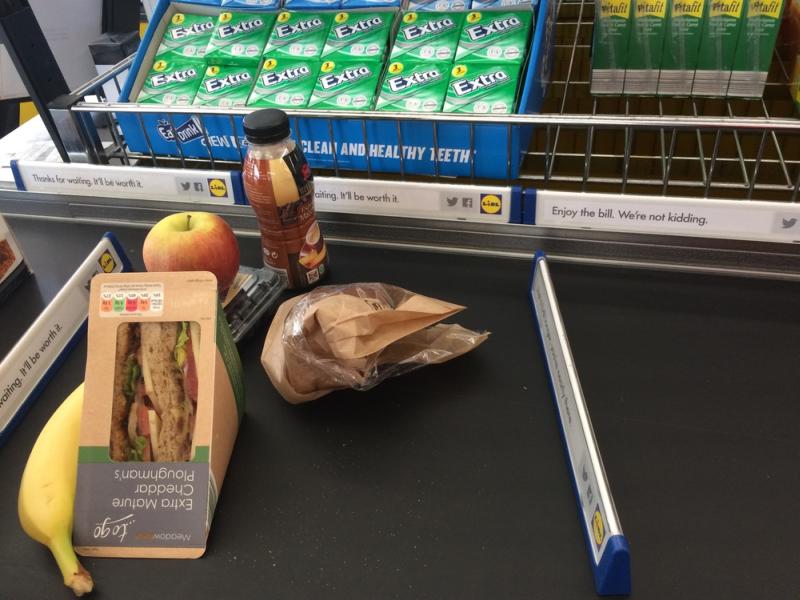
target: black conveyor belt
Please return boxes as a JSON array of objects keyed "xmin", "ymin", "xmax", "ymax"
[{"xmin": 1, "ymin": 218, "xmax": 798, "ymax": 599}]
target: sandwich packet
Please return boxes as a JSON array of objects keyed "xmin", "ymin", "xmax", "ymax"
[
  {"xmin": 206, "ymin": 11, "xmax": 275, "ymax": 66},
  {"xmin": 154, "ymin": 13, "xmax": 216, "ymax": 62},
  {"xmin": 262, "ymin": 283, "xmax": 489, "ymax": 403},
  {"xmin": 136, "ymin": 59, "xmax": 204, "ymax": 105},
  {"xmin": 75, "ymin": 271, "xmax": 245, "ymax": 558},
  {"xmin": 247, "ymin": 57, "xmax": 321, "ymax": 108}
]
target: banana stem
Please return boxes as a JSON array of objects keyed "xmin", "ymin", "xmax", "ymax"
[{"xmin": 49, "ymin": 536, "xmax": 94, "ymax": 596}]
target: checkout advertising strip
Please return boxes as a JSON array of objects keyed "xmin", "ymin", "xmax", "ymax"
[
  {"xmin": 530, "ymin": 252, "xmax": 631, "ymax": 596},
  {"xmin": 0, "ymin": 233, "xmax": 132, "ymax": 445}
]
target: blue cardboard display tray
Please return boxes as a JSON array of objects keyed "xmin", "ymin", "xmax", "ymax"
[{"xmin": 117, "ymin": 0, "xmax": 556, "ymax": 179}]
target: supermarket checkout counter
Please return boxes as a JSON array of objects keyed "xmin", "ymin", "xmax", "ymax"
[{"xmin": 0, "ymin": 217, "xmax": 798, "ymax": 599}]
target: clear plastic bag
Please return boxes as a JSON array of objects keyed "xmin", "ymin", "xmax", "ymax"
[{"xmin": 261, "ymin": 283, "xmax": 489, "ymax": 403}]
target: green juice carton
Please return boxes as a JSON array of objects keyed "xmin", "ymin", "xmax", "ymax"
[
  {"xmin": 136, "ymin": 59, "xmax": 203, "ymax": 105},
  {"xmin": 728, "ymin": 0, "xmax": 785, "ymax": 97},
  {"xmin": 591, "ymin": 0, "xmax": 632, "ymax": 94},
  {"xmin": 692, "ymin": 0, "xmax": 744, "ymax": 96},
  {"xmin": 454, "ymin": 10, "xmax": 532, "ymax": 63},
  {"xmin": 321, "ymin": 11, "xmax": 393, "ymax": 61},
  {"xmin": 155, "ymin": 12, "xmax": 216, "ymax": 62},
  {"xmin": 376, "ymin": 60, "xmax": 450, "ymax": 111},
  {"xmin": 443, "ymin": 62, "xmax": 522, "ymax": 113},
  {"xmin": 205, "ymin": 11, "xmax": 275, "ymax": 67},
  {"xmin": 193, "ymin": 64, "xmax": 258, "ymax": 107},
  {"xmin": 308, "ymin": 59, "xmax": 382, "ymax": 110},
  {"xmin": 658, "ymin": 0, "xmax": 706, "ymax": 95},
  {"xmin": 263, "ymin": 11, "xmax": 334, "ymax": 59},
  {"xmin": 623, "ymin": 0, "xmax": 668, "ymax": 94},
  {"xmin": 247, "ymin": 57, "xmax": 321, "ymax": 108},
  {"xmin": 389, "ymin": 12, "xmax": 464, "ymax": 62}
]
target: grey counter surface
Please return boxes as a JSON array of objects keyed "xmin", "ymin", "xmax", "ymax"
[{"xmin": 1, "ymin": 217, "xmax": 798, "ymax": 599}]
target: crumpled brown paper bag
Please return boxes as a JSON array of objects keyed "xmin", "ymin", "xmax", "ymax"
[{"xmin": 261, "ymin": 283, "xmax": 489, "ymax": 403}]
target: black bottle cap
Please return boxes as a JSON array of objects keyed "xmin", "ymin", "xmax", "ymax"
[{"xmin": 243, "ymin": 109, "xmax": 291, "ymax": 144}]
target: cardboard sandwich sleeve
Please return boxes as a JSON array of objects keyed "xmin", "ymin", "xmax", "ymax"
[{"xmin": 74, "ymin": 271, "xmax": 244, "ymax": 558}]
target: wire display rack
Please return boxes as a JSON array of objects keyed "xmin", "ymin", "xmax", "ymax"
[{"xmin": 51, "ymin": 0, "xmax": 800, "ymax": 203}]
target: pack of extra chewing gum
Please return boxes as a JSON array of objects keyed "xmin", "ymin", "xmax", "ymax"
[
  {"xmin": 248, "ymin": 57, "xmax": 320, "ymax": 108},
  {"xmin": 376, "ymin": 60, "xmax": 450, "ymax": 111},
  {"xmin": 321, "ymin": 11, "xmax": 393, "ymax": 60},
  {"xmin": 155, "ymin": 13, "xmax": 216, "ymax": 62},
  {"xmin": 444, "ymin": 62, "xmax": 522, "ymax": 113},
  {"xmin": 137, "ymin": 59, "xmax": 203, "ymax": 105},
  {"xmin": 264, "ymin": 11, "xmax": 334, "ymax": 59},
  {"xmin": 206, "ymin": 11, "xmax": 275, "ymax": 67},
  {"xmin": 194, "ymin": 64, "xmax": 257, "ymax": 107},
  {"xmin": 308, "ymin": 59, "xmax": 382, "ymax": 110}
]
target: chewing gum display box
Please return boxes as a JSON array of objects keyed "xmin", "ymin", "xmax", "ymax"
[
  {"xmin": 194, "ymin": 64, "xmax": 257, "ymax": 107},
  {"xmin": 154, "ymin": 12, "xmax": 216, "ymax": 62},
  {"xmin": 308, "ymin": 59, "xmax": 382, "ymax": 109},
  {"xmin": 376, "ymin": 60, "xmax": 450, "ymax": 111},
  {"xmin": 728, "ymin": 0, "xmax": 785, "ymax": 97},
  {"xmin": 472, "ymin": 0, "xmax": 535, "ymax": 7},
  {"xmin": 247, "ymin": 56, "xmax": 321, "ymax": 108},
  {"xmin": 118, "ymin": 0, "xmax": 555, "ymax": 179},
  {"xmin": 692, "ymin": 0, "xmax": 745, "ymax": 96},
  {"xmin": 321, "ymin": 11, "xmax": 394, "ymax": 60},
  {"xmin": 444, "ymin": 61, "xmax": 523, "ymax": 113},
  {"xmin": 390, "ymin": 11, "xmax": 465, "ymax": 62},
  {"xmin": 455, "ymin": 10, "xmax": 533, "ymax": 62},
  {"xmin": 623, "ymin": 0, "xmax": 668, "ymax": 94},
  {"xmin": 74, "ymin": 271, "xmax": 245, "ymax": 558},
  {"xmin": 591, "ymin": 0, "xmax": 632, "ymax": 94},
  {"xmin": 264, "ymin": 11, "xmax": 335, "ymax": 59},
  {"xmin": 0, "ymin": 214, "xmax": 28, "ymax": 305},
  {"xmin": 205, "ymin": 11, "xmax": 275, "ymax": 67},
  {"xmin": 658, "ymin": 0, "xmax": 706, "ymax": 95},
  {"xmin": 136, "ymin": 59, "xmax": 204, "ymax": 104}
]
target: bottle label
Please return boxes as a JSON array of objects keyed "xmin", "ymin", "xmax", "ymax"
[{"xmin": 243, "ymin": 144, "xmax": 329, "ymax": 289}]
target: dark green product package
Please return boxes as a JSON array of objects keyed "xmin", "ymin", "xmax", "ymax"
[
  {"xmin": 658, "ymin": 0, "xmax": 706, "ymax": 96},
  {"xmin": 623, "ymin": 0, "xmax": 668, "ymax": 94},
  {"xmin": 728, "ymin": 0, "xmax": 785, "ymax": 97},
  {"xmin": 692, "ymin": 0, "xmax": 744, "ymax": 96},
  {"xmin": 591, "ymin": 0, "xmax": 632, "ymax": 94}
]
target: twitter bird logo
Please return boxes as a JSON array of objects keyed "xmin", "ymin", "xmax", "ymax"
[{"xmin": 782, "ymin": 217, "xmax": 797, "ymax": 229}]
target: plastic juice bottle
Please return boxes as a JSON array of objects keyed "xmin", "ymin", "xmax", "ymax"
[{"xmin": 242, "ymin": 109, "xmax": 329, "ymax": 289}]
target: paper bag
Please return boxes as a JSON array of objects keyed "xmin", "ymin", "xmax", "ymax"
[{"xmin": 262, "ymin": 283, "xmax": 489, "ymax": 403}]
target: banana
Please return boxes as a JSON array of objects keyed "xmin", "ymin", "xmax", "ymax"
[{"xmin": 18, "ymin": 383, "xmax": 94, "ymax": 597}]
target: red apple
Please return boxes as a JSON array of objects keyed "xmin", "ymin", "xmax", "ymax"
[{"xmin": 143, "ymin": 212, "xmax": 240, "ymax": 294}]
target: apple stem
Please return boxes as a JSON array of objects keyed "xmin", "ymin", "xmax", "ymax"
[{"xmin": 186, "ymin": 214, "xmax": 192, "ymax": 229}]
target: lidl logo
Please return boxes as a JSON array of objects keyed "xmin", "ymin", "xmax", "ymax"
[
  {"xmin": 592, "ymin": 507, "xmax": 605, "ymax": 548},
  {"xmin": 98, "ymin": 251, "xmax": 116, "ymax": 273},
  {"xmin": 479, "ymin": 193, "xmax": 502, "ymax": 215},
  {"xmin": 208, "ymin": 178, "xmax": 228, "ymax": 198}
]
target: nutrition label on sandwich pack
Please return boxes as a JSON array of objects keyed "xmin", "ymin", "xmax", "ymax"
[{"xmin": 99, "ymin": 283, "xmax": 164, "ymax": 317}]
